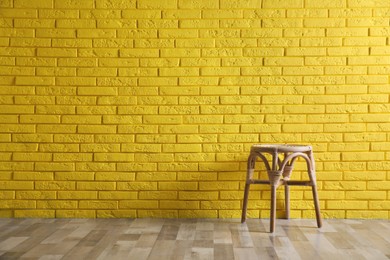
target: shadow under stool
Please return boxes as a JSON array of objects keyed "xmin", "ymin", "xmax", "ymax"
[{"xmin": 241, "ymin": 144, "xmax": 322, "ymax": 233}]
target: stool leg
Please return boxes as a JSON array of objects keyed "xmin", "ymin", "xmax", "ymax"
[
  {"xmin": 270, "ymin": 185, "xmax": 277, "ymax": 233},
  {"xmin": 312, "ymin": 185, "xmax": 322, "ymax": 228},
  {"xmin": 241, "ymin": 182, "xmax": 250, "ymax": 223},
  {"xmin": 308, "ymin": 150, "xmax": 322, "ymax": 228},
  {"xmin": 284, "ymin": 184, "xmax": 290, "ymax": 219},
  {"xmin": 242, "ymin": 156, "xmax": 255, "ymax": 223}
]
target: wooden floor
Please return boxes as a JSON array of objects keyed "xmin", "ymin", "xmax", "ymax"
[{"xmin": 0, "ymin": 218, "xmax": 389, "ymax": 260}]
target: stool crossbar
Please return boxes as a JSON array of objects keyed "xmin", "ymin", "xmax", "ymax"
[{"xmin": 241, "ymin": 144, "xmax": 322, "ymax": 233}]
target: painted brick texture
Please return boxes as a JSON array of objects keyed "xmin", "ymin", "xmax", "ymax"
[{"xmin": 0, "ymin": 0, "xmax": 389, "ymax": 219}]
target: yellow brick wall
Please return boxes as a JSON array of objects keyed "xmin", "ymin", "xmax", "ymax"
[{"xmin": 0, "ymin": 0, "xmax": 390, "ymax": 219}]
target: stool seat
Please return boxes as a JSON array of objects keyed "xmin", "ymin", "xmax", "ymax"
[
  {"xmin": 251, "ymin": 144, "xmax": 312, "ymax": 153},
  {"xmin": 241, "ymin": 144, "xmax": 322, "ymax": 233}
]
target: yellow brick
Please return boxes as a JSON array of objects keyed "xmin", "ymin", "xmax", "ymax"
[
  {"xmin": 117, "ymin": 162, "xmax": 156, "ymax": 172},
  {"xmin": 219, "ymin": 210, "xmax": 242, "ymax": 218},
  {"xmin": 16, "ymin": 191, "xmax": 56, "ymax": 199},
  {"xmin": 323, "ymin": 181, "xmax": 366, "ymax": 191},
  {"xmin": 78, "ymin": 125, "xmax": 117, "ymax": 134},
  {"xmin": 13, "ymin": 171, "xmax": 53, "ymax": 180},
  {"xmin": 347, "ymin": 94, "xmax": 388, "ymax": 103},
  {"xmin": 283, "ymin": 124, "xmax": 323, "ymax": 133},
  {"xmin": 346, "ymin": 191, "xmax": 386, "ymax": 200},
  {"xmin": 324, "ymin": 123, "xmax": 366, "ymax": 133},
  {"xmin": 16, "ymin": 76, "xmax": 55, "ymax": 86},
  {"xmin": 36, "ymin": 68, "xmax": 76, "ymax": 76},
  {"xmin": 94, "ymin": 153, "xmax": 134, "ymax": 162},
  {"xmin": 0, "ymin": 134, "xmax": 10, "ymax": 142},
  {"xmin": 138, "ymin": 0, "xmax": 177, "ymax": 9},
  {"xmin": 346, "ymin": 211, "xmax": 388, "ymax": 219},
  {"xmin": 35, "ymin": 162, "xmax": 74, "ymax": 172},
  {"xmin": 120, "ymin": 48, "xmax": 159, "ymax": 58},
  {"xmin": 177, "ymin": 172, "xmax": 217, "ymax": 181},
  {"xmin": 58, "ymin": 58, "xmax": 97, "ymax": 67},
  {"xmin": 225, "ymin": 113, "xmax": 264, "ymax": 123},
  {"xmin": 160, "ymin": 201, "xmax": 199, "ymax": 209},
  {"xmin": 136, "ymin": 172, "xmax": 176, "ymax": 181},
  {"xmin": 163, "ymin": 144, "xmax": 201, "ymax": 153},
  {"xmin": 0, "ymin": 47, "xmax": 35, "ymax": 57},
  {"xmin": 117, "ymin": 181, "xmax": 157, "ymax": 190},
  {"xmin": 159, "ymin": 182, "xmax": 197, "ymax": 191},
  {"xmin": 54, "ymin": 171, "xmax": 94, "ymax": 180},
  {"xmin": 199, "ymin": 182, "xmax": 239, "ymax": 190},
  {"xmin": 15, "ymin": 0, "xmax": 52, "ymax": 7},
  {"xmin": 345, "ymin": 37, "xmax": 386, "ymax": 46},
  {"xmin": 12, "ymin": 134, "xmax": 53, "ymax": 144},
  {"xmin": 328, "ymin": 47, "xmax": 368, "ymax": 56},
  {"xmin": 122, "ymin": 144, "xmax": 161, "ymax": 152},
  {"xmin": 162, "ymin": 10, "xmax": 200, "ymax": 18},
  {"xmin": 371, "ymin": 142, "xmax": 390, "ymax": 151},
  {"xmin": 57, "ymin": 210, "xmax": 96, "ymax": 218},
  {"xmin": 262, "ymin": 0, "xmax": 302, "ymax": 8},
  {"xmin": 342, "ymin": 152, "xmax": 384, "ymax": 162},
  {"xmin": 201, "ymin": 201, "xmax": 240, "ymax": 210},
  {"xmin": 58, "ymin": 191, "xmax": 97, "ymax": 199},
  {"xmin": 95, "ymin": 0, "xmax": 136, "ymax": 8},
  {"xmin": 78, "ymin": 68, "xmax": 117, "ymax": 77},
  {"xmin": 79, "ymin": 201, "xmax": 117, "ymax": 209},
  {"xmin": 367, "ymin": 181, "xmax": 390, "ymax": 190},
  {"xmin": 180, "ymin": 19, "xmax": 219, "ymax": 29},
  {"xmin": 157, "ymin": 125, "xmax": 196, "ymax": 134},
  {"xmin": 103, "ymin": 115, "xmax": 142, "ymax": 124},
  {"xmin": 21, "ymin": 115, "xmax": 61, "ymax": 124},
  {"xmin": 138, "ymin": 96, "xmax": 177, "ymax": 105},
  {"xmin": 54, "ymin": 134, "xmax": 93, "ymax": 143},
  {"xmin": 77, "ymin": 182, "xmax": 115, "ymax": 191},
  {"xmin": 77, "ymin": 106, "xmax": 116, "ymax": 115},
  {"xmin": 37, "ymin": 201, "xmax": 78, "ymax": 209},
  {"xmin": 0, "ymin": 143, "xmax": 38, "ymax": 152},
  {"xmin": 15, "ymin": 210, "xmax": 55, "ymax": 218},
  {"xmin": 345, "ymin": 133, "xmax": 386, "ymax": 142},
  {"xmin": 135, "ymin": 39, "xmax": 174, "ymax": 48},
  {"xmin": 39, "ymin": 10, "xmax": 78, "ymax": 18},
  {"xmin": 35, "ymin": 181, "xmax": 75, "ymax": 191},
  {"xmin": 369, "ymin": 201, "xmax": 390, "ymax": 210},
  {"xmin": 76, "ymin": 162, "xmax": 116, "ymax": 171},
  {"xmin": 13, "ymin": 152, "xmax": 52, "ymax": 162},
  {"xmin": 177, "ymin": 134, "xmax": 216, "ymax": 143},
  {"xmin": 243, "ymin": 105, "xmax": 282, "ymax": 114},
  {"xmin": 0, "ymin": 0, "xmax": 11, "ymax": 7},
  {"xmin": 62, "ymin": 115, "xmax": 102, "ymax": 124},
  {"xmin": 55, "ymin": 0, "xmax": 94, "ymax": 8},
  {"xmin": 55, "ymin": 19, "xmax": 95, "ymax": 29},
  {"xmin": 285, "ymin": 105, "xmax": 325, "ymax": 114},
  {"xmin": 326, "ymin": 104, "xmax": 368, "ymax": 114},
  {"xmin": 95, "ymin": 172, "xmax": 135, "ymax": 181},
  {"xmin": 139, "ymin": 191, "xmax": 177, "ymax": 200},
  {"xmin": 221, "ymin": 191, "xmax": 260, "ymax": 200},
  {"xmin": 56, "ymin": 78, "xmax": 96, "ymax": 88},
  {"xmin": 179, "ymin": 191, "xmax": 218, "ymax": 200},
  {"xmin": 175, "ymin": 153, "xmax": 214, "ymax": 162},
  {"xmin": 0, "ymin": 181, "xmax": 33, "ymax": 190},
  {"xmin": 0, "ymin": 191, "xmax": 14, "ymax": 199},
  {"xmin": 119, "ymin": 200, "xmax": 158, "ymax": 209},
  {"xmin": 0, "ymin": 162, "xmax": 33, "ymax": 171},
  {"xmin": 158, "ymin": 163, "xmax": 198, "ymax": 171},
  {"xmin": 344, "ymin": 171, "xmax": 385, "ymax": 181},
  {"xmin": 0, "ymin": 151, "xmax": 13, "ymax": 161}
]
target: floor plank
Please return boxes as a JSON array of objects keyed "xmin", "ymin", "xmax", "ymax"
[{"xmin": 0, "ymin": 218, "xmax": 389, "ymax": 259}]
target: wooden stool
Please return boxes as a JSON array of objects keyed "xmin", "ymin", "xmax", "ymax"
[{"xmin": 241, "ymin": 144, "xmax": 322, "ymax": 233}]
